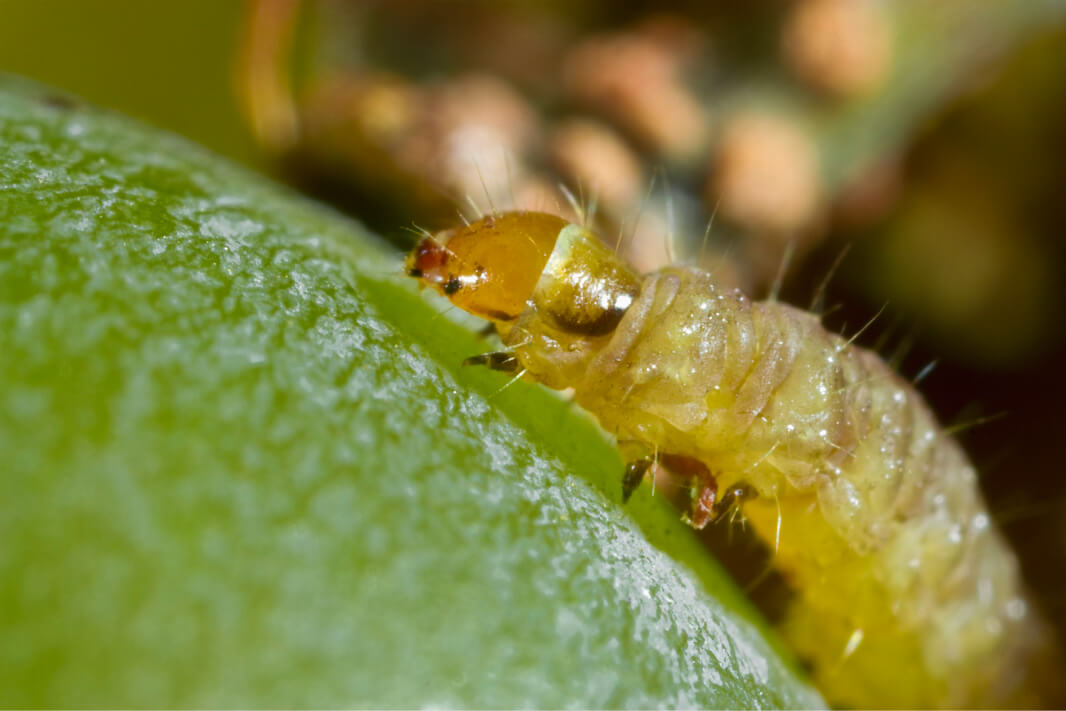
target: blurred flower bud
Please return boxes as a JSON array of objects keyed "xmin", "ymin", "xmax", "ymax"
[
  {"xmin": 548, "ymin": 118, "xmax": 644, "ymax": 215},
  {"xmin": 562, "ymin": 25, "xmax": 710, "ymax": 163},
  {"xmin": 782, "ymin": 0, "xmax": 893, "ymax": 98},
  {"xmin": 711, "ymin": 111, "xmax": 822, "ymax": 236}
]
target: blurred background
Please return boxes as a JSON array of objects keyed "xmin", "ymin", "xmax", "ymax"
[{"xmin": 2, "ymin": 0, "xmax": 1064, "ymax": 664}]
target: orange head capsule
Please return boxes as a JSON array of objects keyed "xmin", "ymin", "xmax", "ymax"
[
  {"xmin": 408, "ymin": 211, "xmax": 642, "ymax": 335},
  {"xmin": 406, "ymin": 211, "xmax": 567, "ymax": 323}
]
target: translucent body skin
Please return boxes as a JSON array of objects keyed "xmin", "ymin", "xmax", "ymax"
[{"xmin": 408, "ymin": 212, "xmax": 1059, "ymax": 708}]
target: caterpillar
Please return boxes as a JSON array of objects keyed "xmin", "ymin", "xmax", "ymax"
[{"xmin": 406, "ymin": 210, "xmax": 1060, "ymax": 708}]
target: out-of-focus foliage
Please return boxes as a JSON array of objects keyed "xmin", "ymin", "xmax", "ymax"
[{"xmin": 0, "ymin": 0, "xmax": 257, "ymax": 165}]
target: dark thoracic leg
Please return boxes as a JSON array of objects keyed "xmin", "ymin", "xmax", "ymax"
[
  {"xmin": 463, "ymin": 351, "xmax": 520, "ymax": 373},
  {"xmin": 618, "ymin": 440, "xmax": 656, "ymax": 503},
  {"xmin": 622, "ymin": 457, "xmax": 655, "ymax": 502},
  {"xmin": 712, "ymin": 483, "xmax": 757, "ymax": 523}
]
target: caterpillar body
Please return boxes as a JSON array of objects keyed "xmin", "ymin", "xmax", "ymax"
[{"xmin": 407, "ymin": 211, "xmax": 1059, "ymax": 708}]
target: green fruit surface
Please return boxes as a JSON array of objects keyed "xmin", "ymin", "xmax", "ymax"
[{"xmin": 0, "ymin": 75, "xmax": 823, "ymax": 708}]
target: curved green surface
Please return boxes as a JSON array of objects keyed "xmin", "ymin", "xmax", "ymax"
[{"xmin": 0, "ymin": 75, "xmax": 823, "ymax": 708}]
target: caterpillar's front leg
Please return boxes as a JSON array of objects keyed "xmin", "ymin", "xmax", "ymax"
[{"xmin": 463, "ymin": 351, "xmax": 520, "ymax": 373}]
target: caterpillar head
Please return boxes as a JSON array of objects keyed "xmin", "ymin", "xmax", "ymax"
[{"xmin": 407, "ymin": 211, "xmax": 641, "ymax": 338}]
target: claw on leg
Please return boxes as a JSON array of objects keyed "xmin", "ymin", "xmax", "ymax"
[
  {"xmin": 690, "ymin": 479, "xmax": 718, "ymax": 529},
  {"xmin": 654, "ymin": 453, "xmax": 720, "ymax": 529}
]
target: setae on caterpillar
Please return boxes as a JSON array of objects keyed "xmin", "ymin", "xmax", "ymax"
[{"xmin": 406, "ymin": 210, "xmax": 1060, "ymax": 708}]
